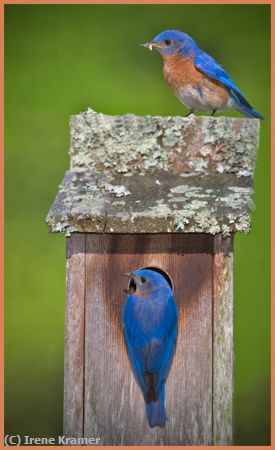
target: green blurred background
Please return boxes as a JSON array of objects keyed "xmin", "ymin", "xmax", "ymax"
[{"xmin": 5, "ymin": 4, "xmax": 270, "ymax": 445}]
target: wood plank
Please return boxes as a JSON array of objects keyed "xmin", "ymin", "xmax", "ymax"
[
  {"xmin": 84, "ymin": 234, "xmax": 213, "ymax": 445},
  {"xmin": 73, "ymin": 232, "xmax": 230, "ymax": 254},
  {"xmin": 64, "ymin": 234, "xmax": 86, "ymax": 437},
  {"xmin": 47, "ymin": 169, "xmax": 254, "ymax": 235},
  {"xmin": 213, "ymin": 235, "xmax": 234, "ymax": 445}
]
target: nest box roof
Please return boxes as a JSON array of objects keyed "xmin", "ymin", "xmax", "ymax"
[{"xmin": 46, "ymin": 108, "xmax": 260, "ymax": 236}]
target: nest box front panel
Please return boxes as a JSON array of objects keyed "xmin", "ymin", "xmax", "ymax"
[{"xmin": 82, "ymin": 234, "xmax": 213, "ymax": 445}]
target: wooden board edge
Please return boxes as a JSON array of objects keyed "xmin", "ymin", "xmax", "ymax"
[
  {"xmin": 212, "ymin": 236, "xmax": 234, "ymax": 445},
  {"xmin": 64, "ymin": 233, "xmax": 86, "ymax": 437}
]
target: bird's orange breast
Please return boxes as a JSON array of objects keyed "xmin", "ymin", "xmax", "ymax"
[
  {"xmin": 163, "ymin": 55, "xmax": 204, "ymax": 90},
  {"xmin": 163, "ymin": 55, "xmax": 229, "ymax": 105}
]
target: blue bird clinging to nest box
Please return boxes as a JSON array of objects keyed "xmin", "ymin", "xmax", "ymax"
[
  {"xmin": 142, "ymin": 29, "xmax": 264, "ymax": 119},
  {"xmin": 122, "ymin": 269, "xmax": 178, "ymax": 428}
]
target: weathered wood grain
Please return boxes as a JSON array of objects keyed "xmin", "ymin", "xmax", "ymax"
[
  {"xmin": 83, "ymin": 234, "xmax": 213, "ymax": 445},
  {"xmin": 213, "ymin": 236, "xmax": 234, "ymax": 445},
  {"xmin": 64, "ymin": 234, "xmax": 86, "ymax": 437}
]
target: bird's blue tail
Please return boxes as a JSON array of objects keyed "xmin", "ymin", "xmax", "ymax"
[
  {"xmin": 235, "ymin": 103, "xmax": 264, "ymax": 120},
  {"xmin": 146, "ymin": 385, "xmax": 166, "ymax": 428}
]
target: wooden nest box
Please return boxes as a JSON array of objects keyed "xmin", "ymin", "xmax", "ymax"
[{"xmin": 46, "ymin": 109, "xmax": 259, "ymax": 446}]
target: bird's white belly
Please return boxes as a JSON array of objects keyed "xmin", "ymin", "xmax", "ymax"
[{"xmin": 176, "ymin": 84, "xmax": 234, "ymax": 112}]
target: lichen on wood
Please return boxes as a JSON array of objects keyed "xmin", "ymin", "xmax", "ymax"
[
  {"xmin": 46, "ymin": 108, "xmax": 260, "ymax": 235},
  {"xmin": 69, "ymin": 108, "xmax": 259, "ymax": 178}
]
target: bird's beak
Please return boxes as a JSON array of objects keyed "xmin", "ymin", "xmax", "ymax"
[
  {"xmin": 140, "ymin": 42, "xmax": 158, "ymax": 51},
  {"xmin": 123, "ymin": 272, "xmax": 140, "ymax": 286},
  {"xmin": 122, "ymin": 273, "xmax": 135, "ymax": 294}
]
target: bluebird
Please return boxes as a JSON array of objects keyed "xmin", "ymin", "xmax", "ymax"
[
  {"xmin": 122, "ymin": 269, "xmax": 178, "ymax": 428},
  {"xmin": 142, "ymin": 30, "xmax": 264, "ymax": 119}
]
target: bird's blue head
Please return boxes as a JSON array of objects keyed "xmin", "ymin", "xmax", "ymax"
[
  {"xmin": 125, "ymin": 269, "xmax": 172, "ymax": 296},
  {"xmin": 141, "ymin": 30, "xmax": 198, "ymax": 57}
]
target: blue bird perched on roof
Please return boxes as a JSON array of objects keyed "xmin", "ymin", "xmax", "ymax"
[
  {"xmin": 122, "ymin": 269, "xmax": 178, "ymax": 428},
  {"xmin": 141, "ymin": 30, "xmax": 264, "ymax": 119}
]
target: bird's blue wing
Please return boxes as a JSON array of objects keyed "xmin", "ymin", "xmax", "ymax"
[
  {"xmin": 154, "ymin": 298, "xmax": 178, "ymax": 394},
  {"xmin": 145, "ymin": 297, "xmax": 178, "ymax": 396},
  {"xmin": 123, "ymin": 294, "xmax": 178, "ymax": 401},
  {"xmin": 194, "ymin": 51, "xmax": 252, "ymax": 107},
  {"xmin": 122, "ymin": 297, "xmax": 148, "ymax": 395}
]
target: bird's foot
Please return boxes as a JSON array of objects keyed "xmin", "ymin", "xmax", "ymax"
[
  {"xmin": 185, "ymin": 109, "xmax": 195, "ymax": 117},
  {"xmin": 211, "ymin": 109, "xmax": 217, "ymax": 116}
]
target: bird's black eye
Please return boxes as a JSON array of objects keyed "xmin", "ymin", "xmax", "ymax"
[
  {"xmin": 164, "ymin": 39, "xmax": 171, "ymax": 46},
  {"xmin": 140, "ymin": 276, "xmax": 146, "ymax": 283}
]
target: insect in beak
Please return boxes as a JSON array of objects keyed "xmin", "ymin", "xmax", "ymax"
[
  {"xmin": 123, "ymin": 272, "xmax": 133, "ymax": 278},
  {"xmin": 140, "ymin": 42, "xmax": 155, "ymax": 51}
]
